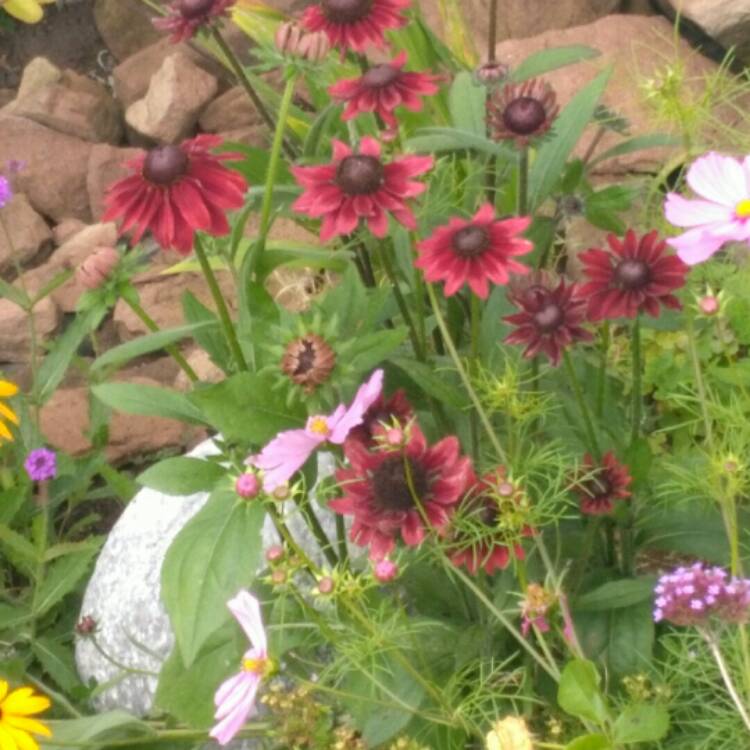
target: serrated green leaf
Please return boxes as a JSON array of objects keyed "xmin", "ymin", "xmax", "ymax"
[
  {"xmin": 137, "ymin": 456, "xmax": 226, "ymax": 495},
  {"xmin": 32, "ymin": 635, "xmax": 80, "ymax": 692},
  {"xmin": 33, "ymin": 547, "xmax": 98, "ymax": 617},
  {"xmin": 0, "ymin": 603, "xmax": 31, "ymax": 630}
]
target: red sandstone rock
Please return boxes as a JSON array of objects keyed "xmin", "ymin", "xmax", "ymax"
[{"xmin": 0, "ymin": 193, "xmax": 53, "ymax": 274}]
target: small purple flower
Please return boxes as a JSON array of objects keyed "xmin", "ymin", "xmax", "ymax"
[
  {"xmin": 24, "ymin": 448, "xmax": 57, "ymax": 482},
  {"xmin": 0, "ymin": 176, "xmax": 12, "ymax": 209},
  {"xmin": 653, "ymin": 563, "xmax": 750, "ymax": 626}
]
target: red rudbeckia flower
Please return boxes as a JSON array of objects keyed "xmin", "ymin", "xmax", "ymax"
[
  {"xmin": 329, "ymin": 425, "xmax": 473, "ymax": 560},
  {"xmin": 301, "ymin": 0, "xmax": 409, "ymax": 54},
  {"xmin": 329, "ymin": 51, "xmax": 439, "ymax": 129},
  {"xmin": 153, "ymin": 0, "xmax": 235, "ymax": 43},
  {"xmin": 579, "ymin": 229, "xmax": 688, "ymax": 321},
  {"xmin": 415, "ymin": 204, "xmax": 533, "ymax": 298},
  {"xmin": 504, "ymin": 275, "xmax": 593, "ymax": 366},
  {"xmin": 574, "ymin": 452, "xmax": 632, "ymax": 516},
  {"xmin": 345, "ymin": 388, "xmax": 414, "ymax": 450},
  {"xmin": 103, "ymin": 135, "xmax": 247, "ymax": 255},
  {"xmin": 291, "ymin": 137, "xmax": 432, "ymax": 241},
  {"xmin": 448, "ymin": 468, "xmax": 533, "ymax": 576}
]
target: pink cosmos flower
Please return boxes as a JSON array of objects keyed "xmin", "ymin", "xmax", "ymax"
[
  {"xmin": 255, "ymin": 369, "xmax": 384, "ymax": 491},
  {"xmin": 210, "ymin": 590, "xmax": 270, "ymax": 746},
  {"xmin": 328, "ymin": 51, "xmax": 440, "ymax": 129},
  {"xmin": 665, "ymin": 152, "xmax": 750, "ymax": 265}
]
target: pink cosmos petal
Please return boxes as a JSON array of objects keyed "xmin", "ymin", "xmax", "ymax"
[
  {"xmin": 686, "ymin": 152, "xmax": 748, "ymax": 207},
  {"xmin": 667, "ymin": 225, "xmax": 733, "ymax": 265},
  {"xmin": 214, "ymin": 671, "xmax": 247, "ymax": 707},
  {"xmin": 329, "ymin": 369, "xmax": 384, "ymax": 443},
  {"xmin": 255, "ymin": 429, "xmax": 322, "ymax": 491},
  {"xmin": 210, "ymin": 678, "xmax": 260, "ymax": 746},
  {"xmin": 227, "ymin": 590, "xmax": 267, "ymax": 652},
  {"xmin": 664, "ymin": 192, "xmax": 734, "ymax": 227},
  {"xmin": 214, "ymin": 672, "xmax": 257, "ymax": 720}
]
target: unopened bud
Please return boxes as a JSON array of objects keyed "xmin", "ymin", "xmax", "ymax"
[
  {"xmin": 317, "ymin": 576, "xmax": 335, "ymax": 595},
  {"xmin": 77, "ymin": 246, "xmax": 120, "ymax": 290},
  {"xmin": 297, "ymin": 30, "xmax": 330, "ymax": 62},
  {"xmin": 498, "ymin": 482, "xmax": 514, "ymax": 497},
  {"xmin": 271, "ymin": 569, "xmax": 287, "ymax": 585},
  {"xmin": 265, "ymin": 544, "xmax": 284, "ymax": 564},
  {"xmin": 699, "ymin": 296, "xmax": 719, "ymax": 316},
  {"xmin": 385, "ymin": 427, "xmax": 404, "ymax": 447},
  {"xmin": 275, "ymin": 21, "xmax": 304, "ymax": 55},
  {"xmin": 374, "ymin": 559, "xmax": 399, "ymax": 583},
  {"xmin": 272, "ymin": 483, "xmax": 290, "ymax": 501},
  {"xmin": 75, "ymin": 615, "xmax": 97, "ymax": 636},
  {"xmin": 235, "ymin": 472, "xmax": 260, "ymax": 499},
  {"xmin": 474, "ymin": 61, "xmax": 510, "ymax": 87},
  {"xmin": 275, "ymin": 21, "xmax": 330, "ymax": 61}
]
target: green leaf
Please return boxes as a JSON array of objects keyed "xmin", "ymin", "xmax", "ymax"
[
  {"xmin": 0, "ymin": 278, "xmax": 30, "ymax": 308},
  {"xmin": 607, "ymin": 601, "xmax": 654, "ymax": 678},
  {"xmin": 137, "ymin": 456, "xmax": 226, "ymax": 495},
  {"xmin": 161, "ymin": 488, "xmax": 265, "ymax": 667},
  {"xmin": 92, "ymin": 382, "xmax": 205, "ymax": 424},
  {"xmin": 574, "ymin": 578, "xmax": 656, "ymax": 612},
  {"xmin": 449, "ymin": 71, "xmax": 486, "ymax": 136},
  {"xmin": 0, "ymin": 603, "xmax": 31, "ymax": 630},
  {"xmin": 182, "ymin": 291, "xmax": 231, "ymax": 373},
  {"xmin": 589, "ymin": 133, "xmax": 680, "ymax": 168},
  {"xmin": 31, "ymin": 269, "xmax": 74, "ymax": 305},
  {"xmin": 91, "ymin": 322, "xmax": 215, "ymax": 373},
  {"xmin": 613, "ymin": 704, "xmax": 669, "ymax": 744},
  {"xmin": 349, "ymin": 328, "xmax": 408, "ymax": 373},
  {"xmin": 189, "ymin": 372, "xmax": 303, "ymax": 444},
  {"xmin": 406, "ymin": 127, "xmax": 509, "ymax": 156},
  {"xmin": 0, "ymin": 522, "xmax": 38, "ymax": 575},
  {"xmin": 32, "ymin": 635, "xmax": 80, "ymax": 692},
  {"xmin": 558, "ymin": 659, "xmax": 609, "ymax": 725},
  {"xmin": 529, "ymin": 68, "xmax": 612, "ymax": 209},
  {"xmin": 511, "ymin": 45, "xmax": 600, "ymax": 82},
  {"xmin": 565, "ymin": 735, "xmax": 612, "ymax": 750},
  {"xmin": 33, "ymin": 547, "xmax": 97, "ymax": 616},
  {"xmin": 42, "ymin": 711, "xmax": 156, "ymax": 750},
  {"xmin": 391, "ymin": 357, "xmax": 470, "ymax": 410}
]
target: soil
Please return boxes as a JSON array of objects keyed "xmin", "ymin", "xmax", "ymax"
[{"xmin": 0, "ymin": 0, "xmax": 109, "ymax": 89}]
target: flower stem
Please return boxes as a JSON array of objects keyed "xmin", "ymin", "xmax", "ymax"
[
  {"xmin": 246, "ymin": 73, "xmax": 297, "ymax": 281},
  {"xmin": 426, "ymin": 283, "xmax": 508, "ymax": 464},
  {"xmin": 595, "ymin": 322, "xmax": 609, "ymax": 419},
  {"xmin": 518, "ymin": 147, "xmax": 529, "ymax": 216},
  {"xmin": 193, "ymin": 235, "xmax": 248, "ymax": 372},
  {"xmin": 630, "ymin": 315, "xmax": 642, "ymax": 444},
  {"xmin": 293, "ymin": 495, "xmax": 339, "ymax": 567},
  {"xmin": 487, "ymin": 0, "xmax": 498, "ymax": 62},
  {"xmin": 562, "ymin": 351, "xmax": 600, "ymax": 457},
  {"xmin": 686, "ymin": 314, "xmax": 713, "ymax": 447},
  {"xmin": 211, "ymin": 28, "xmax": 296, "ymax": 160},
  {"xmin": 123, "ymin": 295, "xmax": 199, "ymax": 383}
]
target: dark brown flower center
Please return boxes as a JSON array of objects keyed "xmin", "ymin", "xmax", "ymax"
[
  {"xmin": 452, "ymin": 225, "xmax": 490, "ymax": 258},
  {"xmin": 177, "ymin": 0, "xmax": 215, "ymax": 19},
  {"xmin": 336, "ymin": 155, "xmax": 384, "ymax": 195},
  {"xmin": 362, "ymin": 63, "xmax": 400, "ymax": 88},
  {"xmin": 532, "ymin": 303, "xmax": 563, "ymax": 333},
  {"xmin": 520, "ymin": 284, "xmax": 551, "ymax": 310},
  {"xmin": 321, "ymin": 0, "xmax": 373, "ymax": 23},
  {"xmin": 583, "ymin": 472, "xmax": 612, "ymax": 499},
  {"xmin": 614, "ymin": 259, "xmax": 650, "ymax": 290},
  {"xmin": 502, "ymin": 96, "xmax": 547, "ymax": 135},
  {"xmin": 143, "ymin": 145, "xmax": 189, "ymax": 186},
  {"xmin": 372, "ymin": 455, "xmax": 429, "ymax": 512},
  {"xmin": 478, "ymin": 501, "xmax": 499, "ymax": 526},
  {"xmin": 281, "ymin": 333, "xmax": 336, "ymax": 393}
]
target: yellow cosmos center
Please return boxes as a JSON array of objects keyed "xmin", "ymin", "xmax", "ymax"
[
  {"xmin": 736, "ymin": 199, "xmax": 750, "ymax": 219},
  {"xmin": 308, "ymin": 416, "xmax": 330, "ymax": 436},
  {"xmin": 242, "ymin": 656, "xmax": 274, "ymax": 678}
]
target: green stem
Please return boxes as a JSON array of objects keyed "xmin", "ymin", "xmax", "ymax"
[
  {"xmin": 686, "ymin": 315, "xmax": 713, "ymax": 448},
  {"xmin": 630, "ymin": 315, "xmax": 642, "ymax": 444},
  {"xmin": 211, "ymin": 28, "xmax": 295, "ymax": 160},
  {"xmin": 469, "ymin": 293, "xmax": 482, "ymax": 459},
  {"xmin": 293, "ymin": 496, "xmax": 338, "ymax": 568},
  {"xmin": 335, "ymin": 514, "xmax": 349, "ymax": 564},
  {"xmin": 246, "ymin": 73, "xmax": 297, "ymax": 281},
  {"xmin": 518, "ymin": 147, "xmax": 529, "ymax": 216},
  {"xmin": 487, "ymin": 0, "xmax": 498, "ymax": 61},
  {"xmin": 123, "ymin": 296, "xmax": 198, "ymax": 383},
  {"xmin": 562, "ymin": 351, "xmax": 600, "ymax": 457},
  {"xmin": 427, "ymin": 284, "xmax": 507, "ymax": 463},
  {"xmin": 193, "ymin": 235, "xmax": 248, "ymax": 372},
  {"xmin": 595, "ymin": 322, "xmax": 609, "ymax": 419}
]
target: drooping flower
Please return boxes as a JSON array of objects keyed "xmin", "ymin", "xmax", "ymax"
[
  {"xmin": 24, "ymin": 448, "xmax": 57, "ymax": 482},
  {"xmin": 153, "ymin": 0, "xmax": 235, "ymax": 43},
  {"xmin": 210, "ymin": 591, "xmax": 272, "ymax": 746},
  {"xmin": 344, "ymin": 388, "xmax": 413, "ymax": 450},
  {"xmin": 291, "ymin": 137, "xmax": 432, "ymax": 241},
  {"xmin": 76, "ymin": 246, "xmax": 120, "ymax": 290},
  {"xmin": 301, "ymin": 0, "xmax": 409, "ymax": 54},
  {"xmin": 653, "ymin": 563, "xmax": 750, "ymax": 626},
  {"xmin": 447, "ymin": 468, "xmax": 533, "ymax": 576},
  {"xmin": 485, "ymin": 716, "xmax": 534, "ymax": 750},
  {"xmin": 0, "ymin": 380, "xmax": 19, "ymax": 443},
  {"xmin": 0, "ymin": 176, "xmax": 11, "ymax": 209},
  {"xmin": 578, "ymin": 229, "xmax": 688, "ymax": 321},
  {"xmin": 255, "ymin": 369, "xmax": 384, "ymax": 491},
  {"xmin": 1, "ymin": 0, "xmax": 54, "ymax": 23},
  {"xmin": 487, "ymin": 78, "xmax": 559, "ymax": 146},
  {"xmin": 664, "ymin": 152, "xmax": 750, "ymax": 265},
  {"xmin": 573, "ymin": 452, "xmax": 632, "ymax": 516},
  {"xmin": 329, "ymin": 51, "xmax": 439, "ymax": 129},
  {"xmin": 0, "ymin": 680, "xmax": 52, "ymax": 750},
  {"xmin": 503, "ymin": 274, "xmax": 593, "ymax": 366},
  {"xmin": 415, "ymin": 204, "xmax": 533, "ymax": 299},
  {"xmin": 274, "ymin": 21, "xmax": 330, "ymax": 61},
  {"xmin": 103, "ymin": 135, "xmax": 247, "ymax": 255},
  {"xmin": 329, "ymin": 424, "xmax": 473, "ymax": 560},
  {"xmin": 280, "ymin": 333, "xmax": 337, "ymax": 394},
  {"xmin": 520, "ymin": 582, "xmax": 555, "ymax": 637}
]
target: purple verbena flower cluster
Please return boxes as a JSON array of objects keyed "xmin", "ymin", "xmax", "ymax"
[
  {"xmin": 654, "ymin": 563, "xmax": 750, "ymax": 627},
  {"xmin": 24, "ymin": 448, "xmax": 57, "ymax": 482}
]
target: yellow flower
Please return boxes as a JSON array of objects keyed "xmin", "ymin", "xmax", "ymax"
[
  {"xmin": 1, "ymin": 0, "xmax": 55, "ymax": 24},
  {"xmin": 0, "ymin": 380, "xmax": 19, "ymax": 443},
  {"xmin": 486, "ymin": 716, "xmax": 534, "ymax": 750},
  {"xmin": 0, "ymin": 680, "xmax": 52, "ymax": 750}
]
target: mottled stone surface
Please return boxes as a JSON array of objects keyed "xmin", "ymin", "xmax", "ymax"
[{"xmin": 75, "ymin": 439, "xmax": 341, "ymax": 717}]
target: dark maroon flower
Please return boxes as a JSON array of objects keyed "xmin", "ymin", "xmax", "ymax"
[
  {"xmin": 574, "ymin": 452, "xmax": 632, "ymax": 516},
  {"xmin": 345, "ymin": 389, "xmax": 414, "ymax": 450},
  {"xmin": 415, "ymin": 203, "xmax": 533, "ymax": 299},
  {"xmin": 329, "ymin": 51, "xmax": 439, "ymax": 129},
  {"xmin": 103, "ymin": 135, "xmax": 247, "ymax": 255},
  {"xmin": 153, "ymin": 0, "xmax": 235, "ymax": 42},
  {"xmin": 579, "ymin": 229, "xmax": 689, "ymax": 321},
  {"xmin": 504, "ymin": 275, "xmax": 593, "ymax": 366},
  {"xmin": 291, "ymin": 137, "xmax": 432, "ymax": 241},
  {"xmin": 487, "ymin": 78, "xmax": 559, "ymax": 146},
  {"xmin": 301, "ymin": 0, "xmax": 409, "ymax": 54},
  {"xmin": 329, "ymin": 425, "xmax": 474, "ymax": 560}
]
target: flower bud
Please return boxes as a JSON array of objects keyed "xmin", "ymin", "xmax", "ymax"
[
  {"xmin": 317, "ymin": 576, "xmax": 335, "ymax": 595},
  {"xmin": 75, "ymin": 615, "xmax": 97, "ymax": 637},
  {"xmin": 485, "ymin": 716, "xmax": 534, "ymax": 750},
  {"xmin": 271, "ymin": 569, "xmax": 287, "ymax": 585},
  {"xmin": 275, "ymin": 21, "xmax": 304, "ymax": 55},
  {"xmin": 272, "ymin": 483, "xmax": 290, "ymax": 501},
  {"xmin": 474, "ymin": 61, "xmax": 510, "ymax": 87},
  {"xmin": 297, "ymin": 30, "xmax": 330, "ymax": 62},
  {"xmin": 698, "ymin": 295, "xmax": 719, "ymax": 315},
  {"xmin": 275, "ymin": 21, "xmax": 330, "ymax": 61},
  {"xmin": 77, "ymin": 246, "xmax": 120, "ymax": 290},
  {"xmin": 235, "ymin": 472, "xmax": 261, "ymax": 499},
  {"xmin": 265, "ymin": 544, "xmax": 285, "ymax": 564},
  {"xmin": 374, "ymin": 559, "xmax": 399, "ymax": 583}
]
